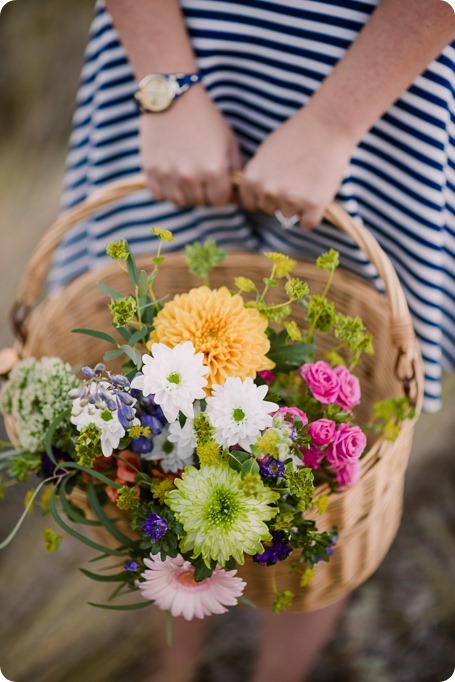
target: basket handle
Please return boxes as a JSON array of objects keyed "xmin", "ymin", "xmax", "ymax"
[{"xmin": 11, "ymin": 172, "xmax": 418, "ymax": 393}]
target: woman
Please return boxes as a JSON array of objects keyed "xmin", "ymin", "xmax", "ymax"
[{"xmin": 53, "ymin": 2, "xmax": 455, "ymax": 680}]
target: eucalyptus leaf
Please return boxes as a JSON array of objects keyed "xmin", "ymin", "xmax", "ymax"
[
  {"xmin": 104, "ymin": 349, "xmax": 124, "ymax": 362},
  {"xmin": 127, "ymin": 327, "xmax": 149, "ymax": 346},
  {"xmin": 121, "ymin": 345, "xmax": 143, "ymax": 369},
  {"xmin": 72, "ymin": 328, "xmax": 118, "ymax": 346},
  {"xmin": 125, "ymin": 243, "xmax": 139, "ymax": 286},
  {"xmin": 138, "ymin": 270, "xmax": 149, "ymax": 297},
  {"xmin": 97, "ymin": 282, "xmax": 124, "ymax": 300}
]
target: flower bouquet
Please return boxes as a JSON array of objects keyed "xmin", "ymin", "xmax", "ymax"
[{"xmin": 0, "ymin": 228, "xmax": 415, "ymax": 623}]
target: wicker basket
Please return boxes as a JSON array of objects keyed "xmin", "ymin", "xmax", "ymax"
[{"xmin": 4, "ymin": 174, "xmax": 423, "ymax": 611}]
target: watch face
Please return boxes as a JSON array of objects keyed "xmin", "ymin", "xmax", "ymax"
[{"xmin": 139, "ymin": 76, "xmax": 174, "ymax": 112}]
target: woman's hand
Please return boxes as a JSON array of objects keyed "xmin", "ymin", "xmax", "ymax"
[
  {"xmin": 238, "ymin": 106, "xmax": 355, "ymax": 229},
  {"xmin": 140, "ymin": 84, "xmax": 242, "ymax": 207}
]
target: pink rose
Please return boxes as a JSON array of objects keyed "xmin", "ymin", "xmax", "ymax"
[
  {"xmin": 326, "ymin": 423, "xmax": 367, "ymax": 468},
  {"xmin": 300, "ymin": 361, "xmax": 340, "ymax": 404},
  {"xmin": 334, "ymin": 366, "xmax": 361, "ymax": 411},
  {"xmin": 300, "ymin": 445, "xmax": 325, "ymax": 469},
  {"xmin": 258, "ymin": 370, "xmax": 276, "ymax": 383},
  {"xmin": 334, "ymin": 461, "xmax": 361, "ymax": 489},
  {"xmin": 308, "ymin": 419, "xmax": 336, "ymax": 446},
  {"xmin": 275, "ymin": 406, "xmax": 308, "ymax": 427}
]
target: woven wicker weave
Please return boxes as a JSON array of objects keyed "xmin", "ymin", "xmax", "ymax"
[{"xmin": 5, "ymin": 174, "xmax": 423, "ymax": 611}]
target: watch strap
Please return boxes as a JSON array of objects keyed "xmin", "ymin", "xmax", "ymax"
[{"xmin": 174, "ymin": 72, "xmax": 202, "ymax": 96}]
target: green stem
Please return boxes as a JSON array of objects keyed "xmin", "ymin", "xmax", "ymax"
[
  {"xmin": 322, "ymin": 269, "xmax": 335, "ymax": 299},
  {"xmin": 259, "ymin": 264, "xmax": 276, "ymax": 305}
]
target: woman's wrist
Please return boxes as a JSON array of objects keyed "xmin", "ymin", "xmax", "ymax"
[{"xmin": 292, "ymin": 98, "xmax": 361, "ymax": 154}]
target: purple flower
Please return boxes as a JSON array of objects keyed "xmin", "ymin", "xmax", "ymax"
[
  {"xmin": 141, "ymin": 413, "xmax": 165, "ymax": 435},
  {"xmin": 132, "ymin": 436, "xmax": 154, "ymax": 455},
  {"xmin": 253, "ymin": 531, "xmax": 292, "ymax": 566},
  {"xmin": 142, "ymin": 513, "xmax": 168, "ymax": 541},
  {"xmin": 124, "ymin": 560, "xmax": 140, "ymax": 572},
  {"xmin": 258, "ymin": 456, "xmax": 285, "ymax": 479},
  {"xmin": 40, "ymin": 448, "xmax": 72, "ymax": 479}
]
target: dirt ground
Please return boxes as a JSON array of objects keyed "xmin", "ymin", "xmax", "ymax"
[{"xmin": 0, "ymin": 2, "xmax": 454, "ymax": 681}]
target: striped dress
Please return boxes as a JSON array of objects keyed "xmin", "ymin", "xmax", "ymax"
[{"xmin": 52, "ymin": 0, "xmax": 455, "ymax": 413}]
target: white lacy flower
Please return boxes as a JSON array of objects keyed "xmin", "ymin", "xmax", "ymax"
[
  {"xmin": 131, "ymin": 342, "xmax": 208, "ymax": 423},
  {"xmin": 205, "ymin": 377, "xmax": 279, "ymax": 452},
  {"xmin": 141, "ymin": 424, "xmax": 195, "ymax": 473}
]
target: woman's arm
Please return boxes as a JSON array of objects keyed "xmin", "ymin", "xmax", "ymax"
[
  {"xmin": 239, "ymin": 0, "xmax": 455, "ymax": 227},
  {"xmin": 105, "ymin": 0, "xmax": 241, "ymax": 207}
]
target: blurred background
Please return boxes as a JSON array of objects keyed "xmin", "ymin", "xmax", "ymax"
[{"xmin": 0, "ymin": 2, "xmax": 454, "ymax": 681}]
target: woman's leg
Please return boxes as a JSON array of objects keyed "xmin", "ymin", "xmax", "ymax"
[
  {"xmin": 251, "ymin": 598, "xmax": 347, "ymax": 682},
  {"xmin": 147, "ymin": 613, "xmax": 207, "ymax": 682}
]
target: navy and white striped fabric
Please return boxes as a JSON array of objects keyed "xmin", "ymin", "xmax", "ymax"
[{"xmin": 52, "ymin": 0, "xmax": 455, "ymax": 413}]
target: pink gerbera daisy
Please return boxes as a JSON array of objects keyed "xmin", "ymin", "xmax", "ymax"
[{"xmin": 138, "ymin": 554, "xmax": 246, "ymax": 620}]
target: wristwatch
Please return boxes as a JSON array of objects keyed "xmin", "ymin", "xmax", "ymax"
[{"xmin": 135, "ymin": 72, "xmax": 202, "ymax": 113}]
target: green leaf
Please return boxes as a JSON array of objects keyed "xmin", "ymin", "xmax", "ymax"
[
  {"xmin": 45, "ymin": 408, "xmax": 71, "ymax": 466},
  {"xmin": 104, "ymin": 349, "xmax": 124, "ymax": 362},
  {"xmin": 79, "ymin": 567, "xmax": 128, "ymax": 583},
  {"xmin": 120, "ymin": 344, "xmax": 143, "ymax": 369},
  {"xmin": 166, "ymin": 611, "xmax": 173, "ymax": 646},
  {"xmin": 87, "ymin": 600, "xmax": 152, "ymax": 611},
  {"xmin": 72, "ymin": 328, "xmax": 118, "ymax": 346},
  {"xmin": 241, "ymin": 458, "xmax": 260, "ymax": 478},
  {"xmin": 97, "ymin": 282, "xmax": 124, "ymax": 300},
  {"xmin": 127, "ymin": 327, "xmax": 149, "ymax": 346},
  {"xmin": 238, "ymin": 595, "xmax": 256, "ymax": 608},
  {"xmin": 59, "ymin": 479, "xmax": 101, "ymax": 527},
  {"xmin": 138, "ymin": 270, "xmax": 149, "ymax": 297},
  {"xmin": 116, "ymin": 326, "xmax": 131, "ymax": 342},
  {"xmin": 0, "ymin": 479, "xmax": 47, "ymax": 549},
  {"xmin": 125, "ymin": 243, "xmax": 139, "ymax": 286},
  {"xmin": 0, "ymin": 448, "xmax": 19, "ymax": 460},
  {"xmin": 193, "ymin": 563, "xmax": 215, "ymax": 582},
  {"xmin": 48, "ymin": 489, "xmax": 127, "ymax": 557},
  {"xmin": 227, "ymin": 450, "xmax": 251, "ymax": 472},
  {"xmin": 54, "ymin": 462, "xmax": 122, "ymax": 489},
  {"xmin": 86, "ymin": 480, "xmax": 138, "ymax": 549},
  {"xmin": 268, "ymin": 330, "xmax": 316, "ymax": 371},
  {"xmin": 88, "ymin": 552, "xmax": 115, "ymax": 564}
]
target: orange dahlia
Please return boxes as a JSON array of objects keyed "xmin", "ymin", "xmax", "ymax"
[{"xmin": 149, "ymin": 286, "xmax": 274, "ymax": 388}]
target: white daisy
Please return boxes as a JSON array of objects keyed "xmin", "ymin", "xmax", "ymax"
[
  {"xmin": 205, "ymin": 377, "xmax": 279, "ymax": 452},
  {"xmin": 131, "ymin": 342, "xmax": 209, "ymax": 424},
  {"xmin": 71, "ymin": 401, "xmax": 129, "ymax": 457},
  {"xmin": 142, "ymin": 425, "xmax": 195, "ymax": 473}
]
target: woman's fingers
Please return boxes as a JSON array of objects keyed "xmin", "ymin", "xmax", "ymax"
[
  {"xmin": 205, "ymin": 168, "xmax": 233, "ymax": 206},
  {"xmin": 139, "ymin": 88, "xmax": 242, "ymax": 209}
]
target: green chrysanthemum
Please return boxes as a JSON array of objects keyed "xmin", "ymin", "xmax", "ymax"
[{"xmin": 166, "ymin": 464, "xmax": 279, "ymax": 567}]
